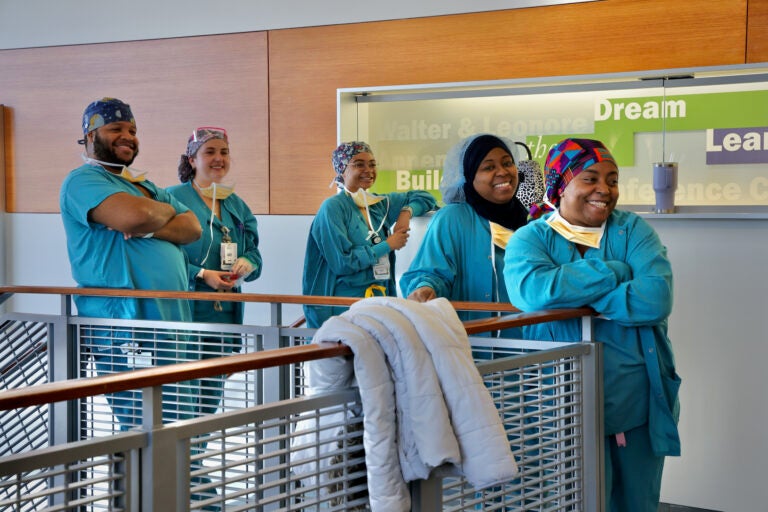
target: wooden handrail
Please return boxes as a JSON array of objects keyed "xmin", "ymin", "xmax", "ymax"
[
  {"xmin": 0, "ymin": 307, "xmax": 594, "ymax": 411},
  {"xmin": 0, "ymin": 285, "xmax": 520, "ymax": 313},
  {"xmin": 0, "ymin": 342, "xmax": 352, "ymax": 411},
  {"xmin": 463, "ymin": 307, "xmax": 594, "ymax": 334}
]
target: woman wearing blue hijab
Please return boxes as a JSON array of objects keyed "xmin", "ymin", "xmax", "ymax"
[{"xmin": 401, "ymin": 133, "xmax": 541, "ymax": 333}]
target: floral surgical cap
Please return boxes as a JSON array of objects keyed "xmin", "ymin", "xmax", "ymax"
[
  {"xmin": 185, "ymin": 127, "xmax": 228, "ymax": 158},
  {"xmin": 331, "ymin": 141, "xmax": 373, "ymax": 187},
  {"xmin": 529, "ymin": 138, "xmax": 617, "ymax": 219}
]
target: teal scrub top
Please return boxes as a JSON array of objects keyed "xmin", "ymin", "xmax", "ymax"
[
  {"xmin": 503, "ymin": 209, "xmax": 680, "ymax": 455},
  {"xmin": 167, "ymin": 181, "xmax": 262, "ymax": 325},
  {"xmin": 60, "ymin": 163, "xmax": 192, "ymax": 322},
  {"xmin": 302, "ymin": 189, "xmax": 436, "ymax": 328},
  {"xmin": 400, "ymin": 202, "xmax": 520, "ymax": 337}
]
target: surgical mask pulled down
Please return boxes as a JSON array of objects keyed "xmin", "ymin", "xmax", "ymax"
[
  {"xmin": 341, "ymin": 185, "xmax": 389, "ymax": 243},
  {"xmin": 344, "ymin": 186, "xmax": 384, "ymax": 208},
  {"xmin": 195, "ymin": 181, "xmax": 235, "ymax": 200},
  {"xmin": 82, "ymin": 154, "xmax": 147, "ymax": 183},
  {"xmin": 546, "ymin": 209, "xmax": 606, "ymax": 249}
]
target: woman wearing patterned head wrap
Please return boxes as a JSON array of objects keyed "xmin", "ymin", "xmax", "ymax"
[
  {"xmin": 302, "ymin": 141, "xmax": 437, "ymax": 328},
  {"xmin": 400, "ymin": 133, "xmax": 540, "ymax": 333},
  {"xmin": 504, "ymin": 138, "xmax": 681, "ymax": 512}
]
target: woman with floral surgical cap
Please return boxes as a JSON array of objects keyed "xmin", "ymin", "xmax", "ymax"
[
  {"xmin": 503, "ymin": 138, "xmax": 681, "ymax": 512},
  {"xmin": 167, "ymin": 126, "xmax": 262, "ymax": 415},
  {"xmin": 302, "ymin": 141, "xmax": 437, "ymax": 328},
  {"xmin": 401, "ymin": 133, "xmax": 541, "ymax": 333}
]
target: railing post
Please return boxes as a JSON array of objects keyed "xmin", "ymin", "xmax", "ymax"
[
  {"xmin": 580, "ymin": 314, "xmax": 593, "ymax": 343},
  {"xmin": 141, "ymin": 385, "xmax": 181, "ymax": 512},
  {"xmin": 47, "ymin": 315, "xmax": 79, "ymax": 509},
  {"xmin": 580, "ymin": 315, "xmax": 605, "ymax": 511},
  {"xmin": 269, "ymin": 301, "xmax": 282, "ymax": 327},
  {"xmin": 410, "ymin": 475, "xmax": 443, "ymax": 512},
  {"xmin": 48, "ymin": 317, "xmax": 79, "ymax": 444}
]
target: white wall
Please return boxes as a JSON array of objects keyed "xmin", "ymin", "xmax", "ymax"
[
  {"xmin": 2, "ymin": 213, "xmax": 311, "ymax": 320},
  {"xmin": 648, "ymin": 218, "xmax": 768, "ymax": 511}
]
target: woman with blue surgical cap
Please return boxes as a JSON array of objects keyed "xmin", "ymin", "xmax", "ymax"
[
  {"xmin": 400, "ymin": 133, "xmax": 540, "ymax": 332},
  {"xmin": 503, "ymin": 138, "xmax": 681, "ymax": 512},
  {"xmin": 302, "ymin": 141, "xmax": 437, "ymax": 328}
]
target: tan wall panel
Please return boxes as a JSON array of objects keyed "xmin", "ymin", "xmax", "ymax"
[
  {"xmin": 0, "ymin": 32, "xmax": 268, "ymax": 213},
  {"xmin": 269, "ymin": 0, "xmax": 748, "ymax": 214},
  {"xmin": 747, "ymin": 0, "xmax": 768, "ymax": 61},
  {"xmin": 1, "ymin": 106, "xmax": 6, "ymax": 212}
]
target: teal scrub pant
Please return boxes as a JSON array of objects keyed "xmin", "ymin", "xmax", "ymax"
[
  {"xmin": 605, "ymin": 423, "xmax": 666, "ymax": 512},
  {"xmin": 89, "ymin": 328, "xmax": 195, "ymax": 429}
]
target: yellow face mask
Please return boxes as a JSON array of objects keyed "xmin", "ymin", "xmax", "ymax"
[
  {"xmin": 195, "ymin": 181, "xmax": 235, "ymax": 200},
  {"xmin": 346, "ymin": 187, "xmax": 385, "ymax": 208},
  {"xmin": 118, "ymin": 166, "xmax": 147, "ymax": 183},
  {"xmin": 546, "ymin": 209, "xmax": 605, "ymax": 249},
  {"xmin": 489, "ymin": 222, "xmax": 514, "ymax": 249}
]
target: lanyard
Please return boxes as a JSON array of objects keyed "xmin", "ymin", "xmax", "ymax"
[{"xmin": 362, "ymin": 194, "xmax": 389, "ymax": 243}]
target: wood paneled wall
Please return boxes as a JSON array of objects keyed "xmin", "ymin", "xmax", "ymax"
[
  {"xmin": 0, "ymin": 106, "xmax": 5, "ymax": 212},
  {"xmin": 748, "ymin": 0, "xmax": 768, "ymax": 62},
  {"xmin": 269, "ymin": 0, "xmax": 749, "ymax": 213},
  {"xmin": 1, "ymin": 0, "xmax": 761, "ymax": 214},
  {"xmin": 0, "ymin": 32, "xmax": 268, "ymax": 213}
]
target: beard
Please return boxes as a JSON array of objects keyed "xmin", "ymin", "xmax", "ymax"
[{"xmin": 91, "ymin": 132, "xmax": 139, "ymax": 167}]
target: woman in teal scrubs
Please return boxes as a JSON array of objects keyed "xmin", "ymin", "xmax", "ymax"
[
  {"xmin": 302, "ymin": 141, "xmax": 437, "ymax": 328},
  {"xmin": 168, "ymin": 126, "xmax": 262, "ymax": 415},
  {"xmin": 503, "ymin": 138, "xmax": 681, "ymax": 512},
  {"xmin": 400, "ymin": 133, "xmax": 541, "ymax": 336}
]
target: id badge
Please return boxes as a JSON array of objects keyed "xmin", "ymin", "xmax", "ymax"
[
  {"xmin": 120, "ymin": 342, "xmax": 153, "ymax": 369},
  {"xmin": 221, "ymin": 242, "xmax": 237, "ymax": 270},
  {"xmin": 372, "ymin": 255, "xmax": 390, "ymax": 280}
]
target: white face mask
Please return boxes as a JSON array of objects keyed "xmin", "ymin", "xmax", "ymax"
[
  {"xmin": 546, "ymin": 209, "xmax": 606, "ymax": 249},
  {"xmin": 82, "ymin": 154, "xmax": 147, "ymax": 182},
  {"xmin": 195, "ymin": 181, "xmax": 235, "ymax": 200}
]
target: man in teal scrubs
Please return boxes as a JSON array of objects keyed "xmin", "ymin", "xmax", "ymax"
[{"xmin": 60, "ymin": 97, "xmax": 202, "ymax": 428}]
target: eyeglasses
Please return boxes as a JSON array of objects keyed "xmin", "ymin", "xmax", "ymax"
[
  {"xmin": 192, "ymin": 126, "xmax": 228, "ymax": 142},
  {"xmin": 348, "ymin": 160, "xmax": 377, "ymax": 171}
]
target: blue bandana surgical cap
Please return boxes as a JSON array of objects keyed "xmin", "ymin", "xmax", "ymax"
[{"xmin": 80, "ymin": 97, "xmax": 135, "ymax": 141}]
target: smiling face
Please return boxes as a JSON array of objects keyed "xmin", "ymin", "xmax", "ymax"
[
  {"xmin": 89, "ymin": 121, "xmax": 139, "ymax": 167},
  {"xmin": 471, "ymin": 147, "xmax": 518, "ymax": 204},
  {"xmin": 558, "ymin": 160, "xmax": 619, "ymax": 227},
  {"xmin": 189, "ymin": 138, "xmax": 230, "ymax": 186},
  {"xmin": 342, "ymin": 152, "xmax": 377, "ymax": 192}
]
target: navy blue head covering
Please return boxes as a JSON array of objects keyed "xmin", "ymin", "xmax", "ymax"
[
  {"xmin": 79, "ymin": 97, "xmax": 135, "ymax": 144},
  {"xmin": 461, "ymin": 134, "xmax": 527, "ymax": 230}
]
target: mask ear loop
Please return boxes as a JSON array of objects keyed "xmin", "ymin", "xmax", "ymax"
[
  {"xmin": 82, "ymin": 153, "xmax": 136, "ymax": 175},
  {"xmin": 543, "ymin": 190, "xmax": 558, "ymax": 212}
]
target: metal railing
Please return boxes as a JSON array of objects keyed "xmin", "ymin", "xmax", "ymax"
[{"xmin": 0, "ymin": 287, "xmax": 603, "ymax": 511}]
